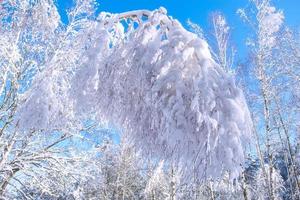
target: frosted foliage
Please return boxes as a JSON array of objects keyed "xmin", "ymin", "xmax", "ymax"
[
  {"xmin": 17, "ymin": 8, "xmax": 252, "ymax": 180},
  {"xmin": 32, "ymin": 0, "xmax": 60, "ymax": 32},
  {"xmin": 145, "ymin": 161, "xmax": 168, "ymax": 197},
  {"xmin": 256, "ymin": 165, "xmax": 285, "ymax": 199},
  {"xmin": 257, "ymin": 2, "xmax": 284, "ymax": 49},
  {"xmin": 17, "ymin": 76, "xmax": 75, "ymax": 130}
]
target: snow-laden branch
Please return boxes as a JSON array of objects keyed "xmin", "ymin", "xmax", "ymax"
[{"xmin": 16, "ymin": 7, "xmax": 252, "ymax": 180}]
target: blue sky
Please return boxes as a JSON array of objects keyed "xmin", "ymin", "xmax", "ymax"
[{"xmin": 56, "ymin": 0, "xmax": 300, "ymax": 61}]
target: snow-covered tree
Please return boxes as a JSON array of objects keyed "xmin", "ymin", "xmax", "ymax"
[
  {"xmin": 210, "ymin": 12, "xmax": 235, "ymax": 73},
  {"xmin": 145, "ymin": 161, "xmax": 170, "ymax": 199},
  {"xmin": 55, "ymin": 138, "xmax": 146, "ymax": 200},
  {"xmin": 238, "ymin": 0, "xmax": 300, "ymax": 199},
  {"xmin": 254, "ymin": 165, "xmax": 285, "ymax": 200},
  {"xmin": 17, "ymin": 5, "xmax": 252, "ymax": 181},
  {"xmin": 0, "ymin": 0, "xmax": 103, "ymax": 197}
]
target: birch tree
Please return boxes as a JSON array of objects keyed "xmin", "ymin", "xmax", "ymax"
[{"xmin": 238, "ymin": 0, "xmax": 300, "ymax": 199}]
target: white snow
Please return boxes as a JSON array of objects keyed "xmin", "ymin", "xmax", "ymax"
[{"xmin": 16, "ymin": 8, "xmax": 252, "ymax": 180}]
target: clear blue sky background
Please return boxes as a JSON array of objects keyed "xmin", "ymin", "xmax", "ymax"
[{"xmin": 56, "ymin": 0, "xmax": 300, "ymax": 60}]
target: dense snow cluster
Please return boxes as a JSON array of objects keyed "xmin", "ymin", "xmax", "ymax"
[{"xmin": 17, "ymin": 7, "xmax": 252, "ymax": 180}]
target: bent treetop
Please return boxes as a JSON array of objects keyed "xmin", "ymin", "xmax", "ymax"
[{"xmin": 14, "ymin": 5, "xmax": 252, "ymax": 180}]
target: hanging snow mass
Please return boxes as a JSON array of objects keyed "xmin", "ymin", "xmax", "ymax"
[{"xmin": 17, "ymin": 7, "xmax": 252, "ymax": 180}]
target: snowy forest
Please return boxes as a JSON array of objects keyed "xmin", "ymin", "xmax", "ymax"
[{"xmin": 0, "ymin": 0, "xmax": 300, "ymax": 199}]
